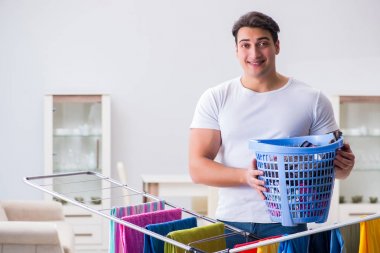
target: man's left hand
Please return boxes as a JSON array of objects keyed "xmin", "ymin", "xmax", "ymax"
[{"xmin": 334, "ymin": 143, "xmax": 355, "ymax": 179}]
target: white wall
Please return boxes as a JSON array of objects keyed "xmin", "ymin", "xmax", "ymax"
[{"xmin": 1, "ymin": 0, "xmax": 379, "ymax": 200}]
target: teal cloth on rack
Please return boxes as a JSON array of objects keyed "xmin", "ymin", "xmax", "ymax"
[
  {"xmin": 164, "ymin": 222, "xmax": 226, "ymax": 253},
  {"xmin": 109, "ymin": 201, "xmax": 165, "ymax": 253},
  {"xmin": 143, "ymin": 217, "xmax": 197, "ymax": 253}
]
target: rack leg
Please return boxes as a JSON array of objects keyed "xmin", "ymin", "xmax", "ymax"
[{"xmin": 143, "ymin": 182, "xmax": 159, "ymax": 202}]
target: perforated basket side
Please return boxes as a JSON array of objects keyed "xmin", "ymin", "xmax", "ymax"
[
  {"xmin": 256, "ymin": 150, "xmax": 336, "ymax": 226},
  {"xmin": 251, "ymin": 134, "xmax": 343, "ymax": 226}
]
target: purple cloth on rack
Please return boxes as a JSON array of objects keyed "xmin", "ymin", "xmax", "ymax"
[
  {"xmin": 119, "ymin": 208, "xmax": 182, "ymax": 253},
  {"xmin": 110, "ymin": 201, "xmax": 165, "ymax": 253}
]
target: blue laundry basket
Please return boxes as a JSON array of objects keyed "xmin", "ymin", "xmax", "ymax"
[{"xmin": 249, "ymin": 133, "xmax": 343, "ymax": 227}]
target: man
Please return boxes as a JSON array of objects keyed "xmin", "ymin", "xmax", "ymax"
[{"xmin": 189, "ymin": 11, "xmax": 355, "ymax": 245}]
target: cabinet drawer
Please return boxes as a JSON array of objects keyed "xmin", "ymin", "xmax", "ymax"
[
  {"xmin": 63, "ymin": 205, "xmax": 103, "ymax": 224},
  {"xmin": 73, "ymin": 224, "xmax": 102, "ymax": 245},
  {"xmin": 64, "ymin": 213, "xmax": 102, "ymax": 225}
]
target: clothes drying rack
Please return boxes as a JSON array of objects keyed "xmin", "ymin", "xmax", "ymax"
[{"xmin": 24, "ymin": 171, "xmax": 380, "ymax": 252}]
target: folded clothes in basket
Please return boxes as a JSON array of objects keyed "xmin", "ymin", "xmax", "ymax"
[{"xmin": 300, "ymin": 130, "xmax": 342, "ymax": 148}]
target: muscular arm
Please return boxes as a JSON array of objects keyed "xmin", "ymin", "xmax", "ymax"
[{"xmin": 188, "ymin": 128, "xmax": 248, "ymax": 187}]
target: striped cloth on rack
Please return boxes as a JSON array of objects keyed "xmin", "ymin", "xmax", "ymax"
[
  {"xmin": 120, "ymin": 208, "xmax": 182, "ymax": 253},
  {"xmin": 143, "ymin": 217, "xmax": 197, "ymax": 253},
  {"xmin": 164, "ymin": 222, "xmax": 226, "ymax": 253},
  {"xmin": 114, "ymin": 201, "xmax": 166, "ymax": 217},
  {"xmin": 110, "ymin": 201, "xmax": 166, "ymax": 253}
]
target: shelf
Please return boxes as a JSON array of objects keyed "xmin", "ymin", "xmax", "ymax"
[
  {"xmin": 352, "ymin": 168, "xmax": 380, "ymax": 171},
  {"xmin": 53, "ymin": 134, "xmax": 102, "ymax": 138},
  {"xmin": 339, "ymin": 203, "xmax": 380, "ymax": 206},
  {"xmin": 339, "ymin": 96, "xmax": 380, "ymax": 103},
  {"xmin": 344, "ymin": 134, "xmax": 380, "ymax": 137},
  {"xmin": 53, "ymin": 168, "xmax": 102, "ymax": 173}
]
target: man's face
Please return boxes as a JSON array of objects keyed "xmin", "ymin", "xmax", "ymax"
[{"xmin": 236, "ymin": 27, "xmax": 279, "ymax": 80}]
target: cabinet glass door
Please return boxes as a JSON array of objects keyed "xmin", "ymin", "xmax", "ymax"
[
  {"xmin": 44, "ymin": 94, "xmax": 110, "ymax": 250},
  {"xmin": 53, "ymin": 95, "xmax": 102, "ymax": 173},
  {"xmin": 339, "ymin": 96, "xmax": 380, "ymax": 205},
  {"xmin": 51, "ymin": 95, "xmax": 104, "ymax": 205}
]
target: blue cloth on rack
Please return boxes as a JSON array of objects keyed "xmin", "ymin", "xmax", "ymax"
[
  {"xmin": 309, "ymin": 230, "xmax": 331, "ymax": 253},
  {"xmin": 279, "ymin": 228, "xmax": 344, "ymax": 253},
  {"xmin": 308, "ymin": 228, "xmax": 344, "ymax": 253},
  {"xmin": 330, "ymin": 229, "xmax": 344, "ymax": 253},
  {"xmin": 143, "ymin": 217, "xmax": 197, "ymax": 253},
  {"xmin": 278, "ymin": 235, "xmax": 309, "ymax": 253}
]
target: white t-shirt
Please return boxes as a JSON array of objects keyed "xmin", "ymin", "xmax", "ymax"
[{"xmin": 190, "ymin": 77, "xmax": 338, "ymax": 223}]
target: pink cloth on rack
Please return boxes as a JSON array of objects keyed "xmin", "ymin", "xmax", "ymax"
[
  {"xmin": 112, "ymin": 201, "xmax": 166, "ymax": 253},
  {"xmin": 119, "ymin": 208, "xmax": 182, "ymax": 253}
]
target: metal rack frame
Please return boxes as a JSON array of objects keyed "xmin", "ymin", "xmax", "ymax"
[
  {"xmin": 24, "ymin": 171, "xmax": 259, "ymax": 253},
  {"xmin": 24, "ymin": 171, "xmax": 380, "ymax": 252}
]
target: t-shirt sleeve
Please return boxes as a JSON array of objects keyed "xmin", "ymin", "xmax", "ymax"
[
  {"xmin": 310, "ymin": 91, "xmax": 338, "ymax": 135},
  {"xmin": 190, "ymin": 88, "xmax": 220, "ymax": 130}
]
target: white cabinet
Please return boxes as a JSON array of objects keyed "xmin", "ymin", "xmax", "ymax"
[
  {"xmin": 44, "ymin": 94, "xmax": 110, "ymax": 252},
  {"xmin": 331, "ymin": 95, "xmax": 380, "ymax": 222}
]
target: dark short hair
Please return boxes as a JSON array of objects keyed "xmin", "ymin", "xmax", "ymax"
[{"xmin": 232, "ymin": 11, "xmax": 280, "ymax": 44}]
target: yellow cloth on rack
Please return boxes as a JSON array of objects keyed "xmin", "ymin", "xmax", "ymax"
[
  {"xmin": 257, "ymin": 242, "xmax": 279, "ymax": 253},
  {"xmin": 359, "ymin": 218, "xmax": 380, "ymax": 253},
  {"xmin": 164, "ymin": 222, "xmax": 226, "ymax": 253}
]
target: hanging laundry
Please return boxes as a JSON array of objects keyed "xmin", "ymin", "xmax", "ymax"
[
  {"xmin": 119, "ymin": 208, "xmax": 182, "ymax": 253},
  {"xmin": 143, "ymin": 217, "xmax": 197, "ymax": 253},
  {"xmin": 308, "ymin": 229, "xmax": 344, "ymax": 253},
  {"xmin": 278, "ymin": 228, "xmax": 344, "ymax": 253},
  {"xmin": 309, "ymin": 230, "xmax": 330, "ymax": 253},
  {"xmin": 359, "ymin": 218, "xmax": 380, "ymax": 253},
  {"xmin": 278, "ymin": 235, "xmax": 309, "ymax": 253},
  {"xmin": 257, "ymin": 243, "xmax": 280, "ymax": 253},
  {"xmin": 110, "ymin": 201, "xmax": 166, "ymax": 253},
  {"xmin": 233, "ymin": 235, "xmax": 281, "ymax": 253},
  {"xmin": 164, "ymin": 222, "xmax": 226, "ymax": 253},
  {"xmin": 340, "ymin": 223, "xmax": 360, "ymax": 253},
  {"xmin": 330, "ymin": 228, "xmax": 344, "ymax": 253}
]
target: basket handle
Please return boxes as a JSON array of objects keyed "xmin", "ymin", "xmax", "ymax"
[{"xmin": 278, "ymin": 155, "xmax": 296, "ymax": 227}]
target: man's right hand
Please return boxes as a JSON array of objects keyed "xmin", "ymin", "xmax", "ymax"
[{"xmin": 246, "ymin": 159, "xmax": 266, "ymax": 200}]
